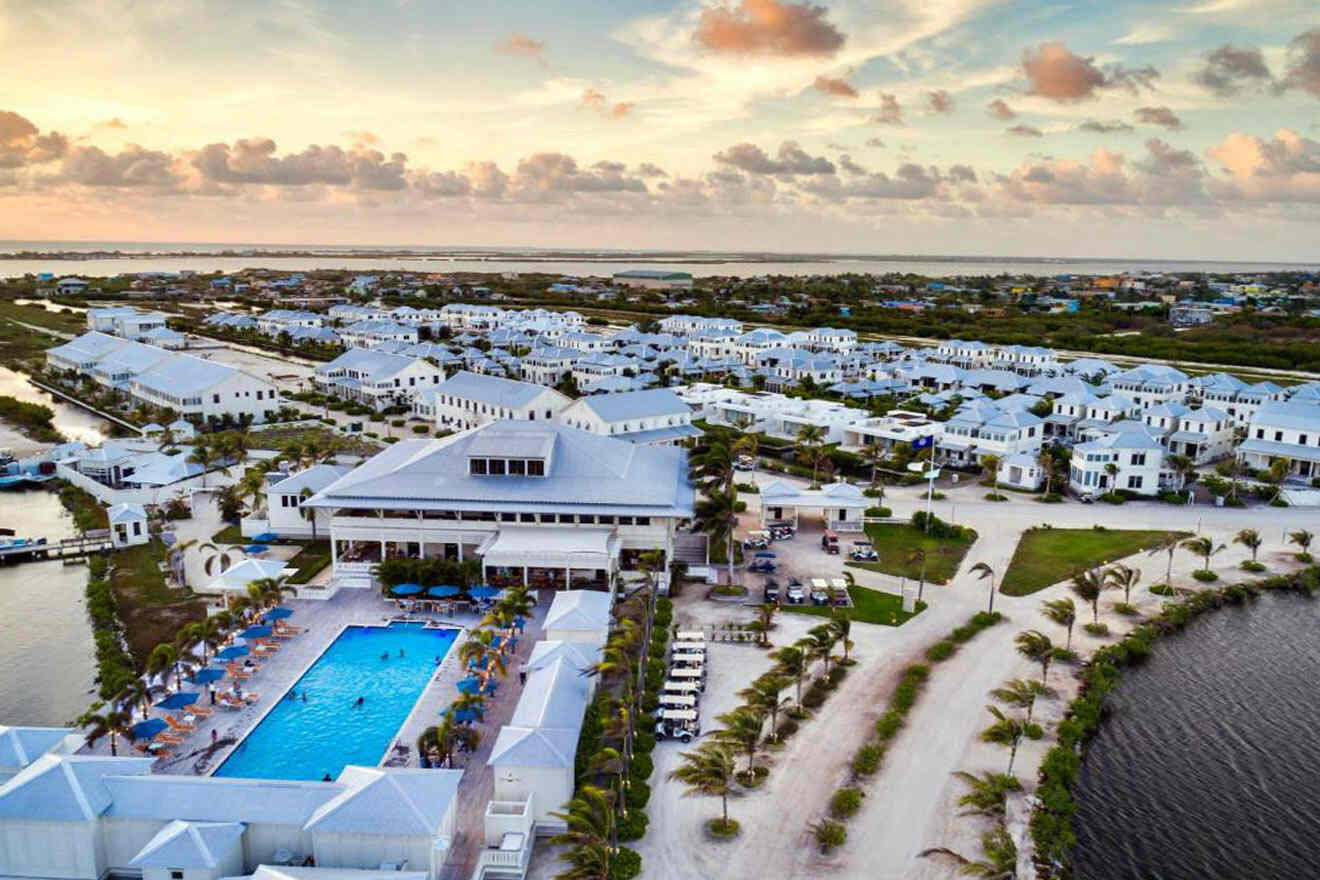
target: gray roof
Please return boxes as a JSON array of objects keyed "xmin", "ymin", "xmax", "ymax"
[
  {"xmin": 47, "ymin": 331, "xmax": 128, "ymax": 364},
  {"xmin": 269, "ymin": 464, "xmax": 353, "ymax": 497},
  {"xmin": 467, "ymin": 429, "xmax": 555, "ymax": 460},
  {"xmin": 307, "ymin": 421, "xmax": 693, "ymax": 517},
  {"xmin": 0, "ymin": 755, "xmax": 154, "ymax": 821},
  {"xmin": 305, "ymin": 767, "xmax": 461, "ymax": 835},
  {"xmin": 104, "ymin": 774, "xmax": 340, "ymax": 824},
  {"xmin": 0, "ymin": 727, "xmax": 72, "ymax": 770},
  {"xmin": 544, "ymin": 590, "xmax": 613, "ymax": 633},
  {"xmin": 129, "ymin": 820, "xmax": 246, "ymax": 868},
  {"xmin": 487, "ymin": 726, "xmax": 578, "ymax": 769},
  {"xmin": 572, "ymin": 388, "xmax": 689, "ymax": 422},
  {"xmin": 134, "ymin": 353, "xmax": 260, "ymax": 395},
  {"xmin": 1252, "ymin": 401, "xmax": 1320, "ymax": 431},
  {"xmin": 432, "ymin": 370, "xmax": 560, "ymax": 409},
  {"xmin": 525, "ymin": 640, "xmax": 601, "ymax": 676}
]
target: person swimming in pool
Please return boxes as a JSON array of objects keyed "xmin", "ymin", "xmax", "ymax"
[
  {"xmin": 399, "ymin": 648, "xmax": 405, "ymax": 657},
  {"xmin": 381, "ymin": 651, "xmax": 389, "ymax": 661},
  {"xmin": 354, "ymin": 696, "xmax": 365, "ymax": 707}
]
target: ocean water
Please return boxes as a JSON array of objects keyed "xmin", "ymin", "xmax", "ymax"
[
  {"xmin": 1073, "ymin": 592, "xmax": 1320, "ymax": 880},
  {"xmin": 214, "ymin": 623, "xmax": 458, "ymax": 781}
]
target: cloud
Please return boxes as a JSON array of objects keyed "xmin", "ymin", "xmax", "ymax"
[
  {"xmin": 581, "ymin": 89, "xmax": 607, "ymax": 108},
  {"xmin": 800, "ymin": 162, "xmax": 944, "ymax": 201},
  {"xmin": 509, "ymin": 153, "xmax": 649, "ymax": 200},
  {"xmin": 865, "ymin": 137, "xmax": 885, "ymax": 148},
  {"xmin": 60, "ymin": 144, "xmax": 179, "ymax": 188},
  {"xmin": 1113, "ymin": 24, "xmax": 1173, "ymax": 46},
  {"xmin": 0, "ymin": 111, "xmax": 38, "ymax": 144},
  {"xmin": 495, "ymin": 33, "xmax": 545, "ymax": 56},
  {"xmin": 1280, "ymin": 28, "xmax": 1320, "ymax": 98},
  {"xmin": 986, "ymin": 99, "xmax": 1016, "ymax": 120},
  {"xmin": 95, "ymin": 118, "xmax": 128, "ymax": 130},
  {"xmin": 1021, "ymin": 42, "xmax": 1158, "ymax": 102},
  {"xmin": 636, "ymin": 162, "xmax": 669, "ymax": 178},
  {"xmin": 813, "ymin": 75, "xmax": 858, "ymax": 98},
  {"xmin": 838, "ymin": 153, "xmax": 867, "ymax": 175},
  {"xmin": 1078, "ymin": 120, "xmax": 1135, "ymax": 134},
  {"xmin": 0, "ymin": 110, "xmax": 68, "ymax": 169},
  {"xmin": 926, "ymin": 89, "xmax": 954, "ymax": 114},
  {"xmin": 872, "ymin": 93, "xmax": 903, "ymax": 125},
  {"xmin": 694, "ymin": 0, "xmax": 845, "ymax": 57},
  {"xmin": 713, "ymin": 140, "xmax": 835, "ymax": 175},
  {"xmin": 988, "ymin": 139, "xmax": 1207, "ymax": 208},
  {"xmin": 1194, "ymin": 44, "xmax": 1273, "ymax": 96},
  {"xmin": 948, "ymin": 164, "xmax": 978, "ymax": 183},
  {"xmin": 1207, "ymin": 128, "xmax": 1320, "ymax": 201},
  {"xmin": 1007, "ymin": 124, "xmax": 1043, "ymax": 137},
  {"xmin": 581, "ymin": 90, "xmax": 633, "ymax": 120},
  {"xmin": 192, "ymin": 138, "xmax": 407, "ymax": 190},
  {"xmin": 413, "ymin": 170, "xmax": 471, "ymax": 198},
  {"xmin": 346, "ymin": 130, "xmax": 381, "ymax": 148},
  {"xmin": 611, "ymin": 102, "xmax": 633, "ymax": 118},
  {"xmin": 1134, "ymin": 106, "xmax": 1183, "ymax": 130}
]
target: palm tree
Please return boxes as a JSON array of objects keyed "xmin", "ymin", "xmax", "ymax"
[
  {"xmin": 1103, "ymin": 461, "xmax": 1119, "ymax": 494},
  {"xmin": 919, "ymin": 824, "xmax": 1018, "ymax": 878},
  {"xmin": 990, "ymin": 678, "xmax": 1052, "ymax": 723},
  {"xmin": 1041, "ymin": 597, "xmax": 1076, "ymax": 650},
  {"xmin": 1289, "ymin": 529, "xmax": 1314, "ymax": 560},
  {"xmin": 970, "ymin": 561, "xmax": 997, "ymax": 615},
  {"xmin": 178, "ymin": 616, "xmax": 226, "ymax": 665},
  {"xmin": 1166, "ymin": 452, "xmax": 1195, "ymax": 491},
  {"xmin": 417, "ymin": 716, "xmax": 481, "ymax": 768},
  {"xmin": 199, "ymin": 542, "xmax": 233, "ymax": 578},
  {"xmin": 450, "ymin": 691, "xmax": 487, "ymax": 724},
  {"xmin": 1182, "ymin": 536, "xmax": 1225, "ymax": 574},
  {"xmin": 981, "ymin": 453, "xmax": 1002, "ymax": 497},
  {"xmin": 1070, "ymin": 567, "xmax": 1106, "ymax": 623},
  {"xmin": 247, "ymin": 576, "xmax": 295, "ymax": 609},
  {"xmin": 805, "ymin": 625, "xmax": 837, "ymax": 678},
  {"xmin": 80, "ymin": 707, "xmax": 133, "ymax": 756},
  {"xmin": 1014, "ymin": 630, "xmax": 1054, "ymax": 684},
  {"xmin": 828, "ymin": 609, "xmax": 853, "ymax": 663},
  {"xmin": 147, "ymin": 642, "xmax": 184, "ymax": 691},
  {"xmin": 739, "ymin": 674, "xmax": 790, "ymax": 740},
  {"xmin": 693, "ymin": 485, "xmax": 740, "ymax": 586},
  {"xmin": 752, "ymin": 603, "xmax": 776, "ymax": 647},
  {"xmin": 1217, "ymin": 458, "xmax": 1245, "ymax": 502},
  {"xmin": 667, "ymin": 741, "xmax": 737, "ymax": 827},
  {"xmin": 795, "ymin": 423, "xmax": 828, "ymax": 487},
  {"xmin": 909, "ymin": 547, "xmax": 929, "ymax": 603},
  {"xmin": 116, "ymin": 677, "xmax": 152, "ymax": 718},
  {"xmin": 690, "ymin": 440, "xmax": 737, "ymax": 495},
  {"xmin": 1037, "ymin": 448, "xmax": 1057, "ymax": 496},
  {"xmin": 980, "ymin": 705, "xmax": 1026, "ymax": 774},
  {"xmin": 952, "ymin": 770, "xmax": 1022, "ymax": 819},
  {"xmin": 188, "ymin": 442, "xmax": 215, "ymax": 488},
  {"xmin": 864, "ymin": 442, "xmax": 887, "ymax": 488},
  {"xmin": 459, "ymin": 630, "xmax": 507, "ymax": 678},
  {"xmin": 770, "ymin": 644, "xmax": 808, "ymax": 705},
  {"xmin": 1233, "ymin": 528, "xmax": 1262, "ymax": 563},
  {"xmin": 713, "ymin": 707, "xmax": 765, "ymax": 772},
  {"xmin": 1147, "ymin": 534, "xmax": 1182, "ymax": 586},
  {"xmin": 1104, "ymin": 563, "xmax": 1141, "ymax": 605},
  {"xmin": 547, "ymin": 785, "xmax": 615, "ymax": 880}
]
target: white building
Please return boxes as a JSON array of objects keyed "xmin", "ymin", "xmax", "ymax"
[
  {"xmin": 1107, "ymin": 365, "xmax": 1189, "ymax": 410},
  {"xmin": 557, "ymin": 389, "xmax": 701, "ymax": 446},
  {"xmin": 86, "ymin": 308, "xmax": 169, "ymax": 342},
  {"xmin": 542, "ymin": 590, "xmax": 613, "ymax": 646},
  {"xmin": 314, "ymin": 349, "xmax": 442, "ymax": 411},
  {"xmin": 839, "ymin": 410, "xmax": 943, "ymax": 453},
  {"xmin": 1237, "ymin": 401, "xmax": 1320, "ymax": 479},
  {"xmin": 1069, "ymin": 427, "xmax": 1166, "ymax": 497},
  {"xmin": 303, "ymin": 421, "xmax": 694, "ymax": 591},
  {"xmin": 108, "ymin": 503, "xmax": 149, "ymax": 547},
  {"xmin": 658, "ymin": 315, "xmax": 742, "ymax": 336},
  {"xmin": 412, "ymin": 371, "xmax": 571, "ymax": 431},
  {"xmin": 937, "ymin": 401, "xmax": 1044, "ymax": 467},
  {"xmin": 241, "ymin": 464, "xmax": 353, "ymax": 540}
]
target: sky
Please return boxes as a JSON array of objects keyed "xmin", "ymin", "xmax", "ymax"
[{"xmin": 0, "ymin": 0, "xmax": 1317, "ymax": 259}]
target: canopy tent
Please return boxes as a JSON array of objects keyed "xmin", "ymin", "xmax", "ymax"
[
  {"xmin": 203, "ymin": 559, "xmax": 294, "ymax": 597},
  {"xmin": 238, "ymin": 625, "xmax": 272, "ymax": 640},
  {"xmin": 469, "ymin": 585, "xmax": 500, "ymax": 600},
  {"xmin": 242, "ymin": 545, "xmax": 270, "ymax": 555},
  {"xmin": 391, "ymin": 583, "xmax": 424, "ymax": 596},
  {"xmin": 251, "ymin": 532, "xmax": 280, "ymax": 543},
  {"xmin": 263, "ymin": 607, "xmax": 294, "ymax": 621},
  {"xmin": 478, "ymin": 527, "xmax": 619, "ymax": 583}
]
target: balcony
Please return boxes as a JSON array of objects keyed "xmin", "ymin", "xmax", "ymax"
[{"xmin": 470, "ymin": 796, "xmax": 535, "ymax": 880}]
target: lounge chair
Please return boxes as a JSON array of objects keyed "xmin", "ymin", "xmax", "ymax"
[
  {"xmin": 243, "ymin": 692, "xmax": 260, "ymax": 704},
  {"xmin": 217, "ymin": 695, "xmax": 243, "ymax": 710},
  {"xmin": 190, "ymin": 706, "xmax": 213, "ymax": 717},
  {"xmin": 156, "ymin": 733, "xmax": 185, "ymax": 745},
  {"xmin": 165, "ymin": 716, "xmax": 195, "ymax": 733}
]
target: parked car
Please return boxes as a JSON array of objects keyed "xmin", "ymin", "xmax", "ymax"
[
  {"xmin": 785, "ymin": 579, "xmax": 806, "ymax": 605},
  {"xmin": 767, "ymin": 521, "xmax": 795, "ymax": 541},
  {"xmin": 763, "ymin": 578, "xmax": 780, "ymax": 603},
  {"xmin": 743, "ymin": 531, "xmax": 770, "ymax": 550},
  {"xmin": 849, "ymin": 540, "xmax": 878, "ymax": 562},
  {"xmin": 748, "ymin": 552, "xmax": 777, "ymax": 573},
  {"xmin": 821, "ymin": 529, "xmax": 840, "ymax": 554},
  {"xmin": 809, "ymin": 579, "xmax": 830, "ymax": 605}
]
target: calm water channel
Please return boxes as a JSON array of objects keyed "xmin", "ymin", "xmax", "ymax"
[
  {"xmin": 1073, "ymin": 592, "xmax": 1320, "ymax": 880},
  {"xmin": 0, "ymin": 489, "xmax": 98, "ymax": 725},
  {"xmin": 0, "ymin": 364, "xmax": 111, "ymax": 446}
]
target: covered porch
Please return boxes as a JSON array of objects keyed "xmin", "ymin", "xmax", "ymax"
[
  {"xmin": 759, "ymin": 480, "xmax": 869, "ymax": 532},
  {"xmin": 478, "ymin": 527, "xmax": 619, "ymax": 591}
]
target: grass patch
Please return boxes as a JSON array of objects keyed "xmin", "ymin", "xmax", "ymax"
[
  {"xmin": 846, "ymin": 522, "xmax": 977, "ymax": 585},
  {"xmin": 999, "ymin": 527, "xmax": 1191, "ymax": 596},
  {"xmin": 246, "ymin": 424, "xmax": 383, "ymax": 456},
  {"xmin": 109, "ymin": 541, "xmax": 206, "ymax": 664},
  {"xmin": 211, "ymin": 523, "xmax": 245, "ymax": 544},
  {"xmin": 58, "ymin": 481, "xmax": 108, "ymax": 532},
  {"xmin": 0, "ymin": 395, "xmax": 62, "ymax": 442},
  {"xmin": 781, "ymin": 584, "xmax": 925, "ymax": 626},
  {"xmin": 286, "ymin": 540, "xmax": 332, "ymax": 585}
]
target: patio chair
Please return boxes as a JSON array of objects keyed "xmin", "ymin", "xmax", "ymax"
[{"xmin": 165, "ymin": 716, "xmax": 194, "ymax": 733}]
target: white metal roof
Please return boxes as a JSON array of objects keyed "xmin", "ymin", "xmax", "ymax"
[
  {"xmin": 305, "ymin": 767, "xmax": 461, "ymax": 835},
  {"xmin": 544, "ymin": 590, "xmax": 613, "ymax": 633},
  {"xmin": 128, "ymin": 820, "xmax": 246, "ymax": 868}
]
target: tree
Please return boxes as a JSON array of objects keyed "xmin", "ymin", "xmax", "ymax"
[
  {"xmin": 247, "ymin": 576, "xmax": 295, "ymax": 609},
  {"xmin": 1233, "ymin": 528, "xmax": 1262, "ymax": 563},
  {"xmin": 1289, "ymin": 529, "xmax": 1314, "ymax": 558},
  {"xmin": 712, "ymin": 707, "xmax": 764, "ymax": 772},
  {"xmin": 299, "ymin": 486, "xmax": 318, "ymax": 540},
  {"xmin": 1216, "ymin": 458, "xmax": 1245, "ymax": 502},
  {"xmin": 1070, "ymin": 567, "xmax": 1106, "ymax": 623},
  {"xmin": 1014, "ymin": 630, "xmax": 1054, "ymax": 684},
  {"xmin": 1147, "ymin": 534, "xmax": 1182, "ymax": 585},
  {"xmin": 547, "ymin": 785, "xmax": 615, "ymax": 880},
  {"xmin": 1103, "ymin": 461, "xmax": 1119, "ymax": 493},
  {"xmin": 1104, "ymin": 563, "xmax": 1141, "ymax": 605},
  {"xmin": 80, "ymin": 707, "xmax": 132, "ymax": 756},
  {"xmin": 970, "ymin": 561, "xmax": 998, "ymax": 615},
  {"xmin": 828, "ymin": 609, "xmax": 853, "ymax": 663},
  {"xmin": 459, "ymin": 629, "xmax": 507, "ymax": 678},
  {"xmin": 739, "ymin": 674, "xmax": 789, "ymax": 740},
  {"xmin": 689, "ymin": 440, "xmax": 737, "ymax": 495},
  {"xmin": 795, "ymin": 423, "xmax": 828, "ymax": 488},
  {"xmin": 770, "ymin": 644, "xmax": 808, "ymax": 705},
  {"xmin": 864, "ymin": 442, "xmax": 887, "ymax": 487},
  {"xmin": 417, "ymin": 716, "xmax": 480, "ymax": 768},
  {"xmin": 751, "ymin": 602, "xmax": 777, "ymax": 647},
  {"xmin": 1181, "ymin": 536, "xmax": 1225, "ymax": 574},
  {"xmin": 1041, "ymin": 597, "xmax": 1076, "ymax": 650},
  {"xmin": 693, "ymin": 485, "xmax": 739, "ymax": 586},
  {"xmin": 990, "ymin": 678, "xmax": 1052, "ymax": 723},
  {"xmin": 147, "ymin": 642, "xmax": 184, "ymax": 691},
  {"xmin": 178, "ymin": 615, "xmax": 226, "ymax": 665},
  {"xmin": 952, "ymin": 770, "xmax": 1023, "ymax": 819},
  {"xmin": 980, "ymin": 705, "xmax": 1026, "ymax": 774},
  {"xmin": 667, "ymin": 741, "xmax": 737, "ymax": 827},
  {"xmin": 116, "ymin": 677, "xmax": 152, "ymax": 717},
  {"xmin": 1166, "ymin": 453, "xmax": 1195, "ymax": 491},
  {"xmin": 909, "ymin": 547, "xmax": 929, "ymax": 603},
  {"xmin": 805, "ymin": 625, "xmax": 838, "ymax": 678},
  {"xmin": 981, "ymin": 454, "xmax": 1002, "ymax": 497},
  {"xmin": 188, "ymin": 442, "xmax": 215, "ymax": 488},
  {"xmin": 1264, "ymin": 457, "xmax": 1291, "ymax": 502},
  {"xmin": 1038, "ymin": 448, "xmax": 1058, "ymax": 496}
]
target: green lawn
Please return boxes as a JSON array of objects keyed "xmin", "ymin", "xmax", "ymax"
[
  {"xmin": 246, "ymin": 424, "xmax": 383, "ymax": 456},
  {"xmin": 999, "ymin": 527, "xmax": 1191, "ymax": 597},
  {"xmin": 781, "ymin": 584, "xmax": 926, "ymax": 626},
  {"xmin": 109, "ymin": 541, "xmax": 206, "ymax": 664},
  {"xmin": 845, "ymin": 522, "xmax": 978, "ymax": 585},
  {"xmin": 211, "ymin": 523, "xmax": 244, "ymax": 544},
  {"xmin": 208, "ymin": 527, "xmax": 331, "ymax": 586}
]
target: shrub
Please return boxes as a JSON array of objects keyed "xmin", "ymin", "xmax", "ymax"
[
  {"xmin": 925, "ymin": 640, "xmax": 956, "ymax": 662},
  {"xmin": 1149, "ymin": 583, "xmax": 1176, "ymax": 596},
  {"xmin": 391, "ymin": 419, "xmax": 406, "ymax": 428},
  {"xmin": 633, "ymin": 730, "xmax": 657, "ymax": 755},
  {"xmin": 1297, "ymin": 552, "xmax": 1314, "ymax": 564},
  {"xmin": 707, "ymin": 818, "xmax": 740, "ymax": 838},
  {"xmin": 874, "ymin": 710, "xmax": 904, "ymax": 741},
  {"xmin": 777, "ymin": 718, "xmax": 800, "ymax": 739},
  {"xmin": 617, "ymin": 809, "xmax": 649, "ymax": 841},
  {"xmin": 625, "ymin": 781, "xmax": 651, "ymax": 810},
  {"xmin": 735, "ymin": 482, "xmax": 759, "ymax": 493},
  {"xmin": 862, "ymin": 487, "xmax": 883, "ymax": 497},
  {"xmin": 1112, "ymin": 602, "xmax": 1140, "ymax": 616},
  {"xmin": 864, "ymin": 506, "xmax": 892, "ymax": 518},
  {"xmin": 813, "ymin": 819, "xmax": 847, "ymax": 851},
  {"xmin": 1024, "ymin": 722, "xmax": 1045, "ymax": 740},
  {"xmin": 827, "ymin": 665, "xmax": 847, "ymax": 686},
  {"xmin": 1038, "ymin": 492, "xmax": 1064, "ymax": 503},
  {"xmin": 802, "ymin": 686, "xmax": 827, "ymax": 709},
  {"xmin": 1052, "ymin": 646, "xmax": 1079, "ymax": 663},
  {"xmin": 830, "ymin": 787, "xmax": 864, "ymax": 819},
  {"xmin": 970, "ymin": 611, "xmax": 1005, "ymax": 628},
  {"xmin": 1192, "ymin": 569, "xmax": 1219, "ymax": 582},
  {"xmin": 733, "ymin": 500, "xmax": 747, "ymax": 513},
  {"xmin": 610, "ymin": 846, "xmax": 643, "ymax": 879},
  {"xmin": 630, "ymin": 753, "xmax": 654, "ymax": 782},
  {"xmin": 1241, "ymin": 560, "xmax": 1266, "ymax": 573},
  {"xmin": 909, "ymin": 510, "xmax": 966, "ymax": 539},
  {"xmin": 950, "ymin": 624, "xmax": 978, "ymax": 643},
  {"xmin": 851, "ymin": 743, "xmax": 884, "ymax": 776},
  {"xmin": 984, "ymin": 492, "xmax": 1008, "ymax": 502},
  {"xmin": 1083, "ymin": 622, "xmax": 1109, "ymax": 636}
]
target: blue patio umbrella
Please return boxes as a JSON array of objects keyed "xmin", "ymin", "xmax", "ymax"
[
  {"xmin": 155, "ymin": 692, "xmax": 199, "ymax": 710},
  {"xmin": 252, "ymin": 532, "xmax": 279, "ymax": 543},
  {"xmin": 468, "ymin": 585, "xmax": 500, "ymax": 600},
  {"xmin": 264, "ymin": 607, "xmax": 294, "ymax": 621},
  {"xmin": 428, "ymin": 585, "xmax": 461, "ymax": 598},
  {"xmin": 188, "ymin": 668, "xmax": 226, "ymax": 685},
  {"xmin": 130, "ymin": 718, "xmax": 168, "ymax": 740},
  {"xmin": 467, "ymin": 655, "xmax": 490, "ymax": 670},
  {"xmin": 456, "ymin": 676, "xmax": 482, "ymax": 694},
  {"xmin": 239, "ymin": 625, "xmax": 272, "ymax": 640},
  {"xmin": 243, "ymin": 544, "xmax": 270, "ymax": 555},
  {"xmin": 482, "ymin": 680, "xmax": 498, "ymax": 696},
  {"xmin": 443, "ymin": 706, "xmax": 482, "ymax": 724},
  {"xmin": 391, "ymin": 583, "xmax": 423, "ymax": 596},
  {"xmin": 215, "ymin": 644, "xmax": 249, "ymax": 661}
]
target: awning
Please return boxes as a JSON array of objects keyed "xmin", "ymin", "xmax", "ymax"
[
  {"xmin": 1238, "ymin": 438, "xmax": 1320, "ymax": 463},
  {"xmin": 480, "ymin": 527, "xmax": 619, "ymax": 570}
]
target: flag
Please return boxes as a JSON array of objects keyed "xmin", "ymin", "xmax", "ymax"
[{"xmin": 912, "ymin": 435, "xmax": 934, "ymax": 450}]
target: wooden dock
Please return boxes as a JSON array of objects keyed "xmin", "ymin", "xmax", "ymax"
[{"xmin": 0, "ymin": 530, "xmax": 114, "ymax": 564}]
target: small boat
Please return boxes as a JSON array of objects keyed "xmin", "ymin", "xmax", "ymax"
[{"xmin": 0, "ymin": 474, "xmax": 30, "ymax": 489}]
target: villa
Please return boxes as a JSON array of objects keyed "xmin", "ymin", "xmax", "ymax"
[
  {"xmin": 313, "ymin": 349, "xmax": 443, "ymax": 411},
  {"xmin": 412, "ymin": 371, "xmax": 571, "ymax": 432},
  {"xmin": 557, "ymin": 388, "xmax": 701, "ymax": 446},
  {"xmin": 1068, "ymin": 427, "xmax": 1167, "ymax": 497},
  {"xmin": 303, "ymin": 421, "xmax": 693, "ymax": 592},
  {"xmin": 1237, "ymin": 401, "xmax": 1320, "ymax": 479}
]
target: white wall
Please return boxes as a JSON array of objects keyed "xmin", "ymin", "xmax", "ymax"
[
  {"xmin": 492, "ymin": 764, "xmax": 573, "ymax": 830},
  {"xmin": 0, "ymin": 820, "xmax": 101, "ymax": 879}
]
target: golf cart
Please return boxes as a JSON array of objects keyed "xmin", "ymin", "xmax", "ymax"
[
  {"xmin": 748, "ymin": 552, "xmax": 778, "ymax": 573},
  {"xmin": 655, "ymin": 709, "xmax": 701, "ymax": 742},
  {"xmin": 821, "ymin": 529, "xmax": 840, "ymax": 555},
  {"xmin": 671, "ymin": 641, "xmax": 706, "ymax": 659},
  {"xmin": 668, "ymin": 665, "xmax": 706, "ymax": 691},
  {"xmin": 849, "ymin": 540, "xmax": 878, "ymax": 562},
  {"xmin": 743, "ymin": 530, "xmax": 770, "ymax": 550},
  {"xmin": 675, "ymin": 630, "xmax": 705, "ymax": 642},
  {"xmin": 767, "ymin": 521, "xmax": 795, "ymax": 541},
  {"xmin": 662, "ymin": 680, "xmax": 702, "ymax": 701},
  {"xmin": 734, "ymin": 454, "xmax": 756, "ymax": 471},
  {"xmin": 785, "ymin": 577, "xmax": 806, "ymax": 605},
  {"xmin": 810, "ymin": 578, "xmax": 830, "ymax": 606},
  {"xmin": 763, "ymin": 578, "xmax": 780, "ymax": 604},
  {"xmin": 670, "ymin": 652, "xmax": 706, "ymax": 671},
  {"xmin": 658, "ymin": 692, "xmax": 698, "ymax": 709}
]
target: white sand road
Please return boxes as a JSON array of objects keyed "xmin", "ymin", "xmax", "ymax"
[{"xmin": 529, "ymin": 477, "xmax": 1319, "ymax": 880}]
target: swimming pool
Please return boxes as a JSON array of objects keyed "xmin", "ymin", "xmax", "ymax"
[{"xmin": 214, "ymin": 623, "xmax": 459, "ymax": 781}]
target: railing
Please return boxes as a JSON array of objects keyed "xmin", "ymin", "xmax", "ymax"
[{"xmin": 334, "ymin": 561, "xmax": 376, "ymax": 589}]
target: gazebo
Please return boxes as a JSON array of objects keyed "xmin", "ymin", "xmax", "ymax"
[{"xmin": 759, "ymin": 480, "xmax": 869, "ymax": 532}]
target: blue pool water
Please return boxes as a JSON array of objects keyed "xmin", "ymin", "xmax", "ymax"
[{"xmin": 215, "ymin": 623, "xmax": 459, "ymax": 781}]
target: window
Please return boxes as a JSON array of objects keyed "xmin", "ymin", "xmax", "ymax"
[
  {"xmin": 469, "ymin": 458, "xmax": 488, "ymax": 475},
  {"xmin": 500, "ymin": 512, "xmax": 516, "ymax": 522},
  {"xmin": 520, "ymin": 513, "xmax": 536, "ymax": 523},
  {"xmin": 636, "ymin": 516, "xmax": 651, "ymax": 525},
  {"xmin": 558, "ymin": 513, "xmax": 575, "ymax": 523},
  {"xmin": 598, "ymin": 515, "xmax": 615, "ymax": 524},
  {"xmin": 1257, "ymin": 429, "xmax": 1264, "ymax": 439},
  {"xmin": 540, "ymin": 513, "xmax": 556, "ymax": 523},
  {"xmin": 212, "ymin": 393, "xmax": 220, "ymax": 403},
  {"xmin": 1301, "ymin": 435, "xmax": 1309, "ymax": 446},
  {"xmin": 1127, "ymin": 475, "xmax": 1144, "ymax": 489},
  {"xmin": 527, "ymin": 459, "xmax": 545, "ymax": 477},
  {"xmin": 1275, "ymin": 431, "xmax": 1284, "ymax": 442},
  {"xmin": 508, "ymin": 459, "xmax": 526, "ymax": 476},
  {"xmin": 132, "ymin": 521, "xmax": 141, "ymax": 536},
  {"xmin": 617, "ymin": 516, "xmax": 634, "ymax": 525},
  {"xmin": 488, "ymin": 459, "xmax": 506, "ymax": 475},
  {"xmin": 1130, "ymin": 453, "xmax": 1146, "ymax": 466}
]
